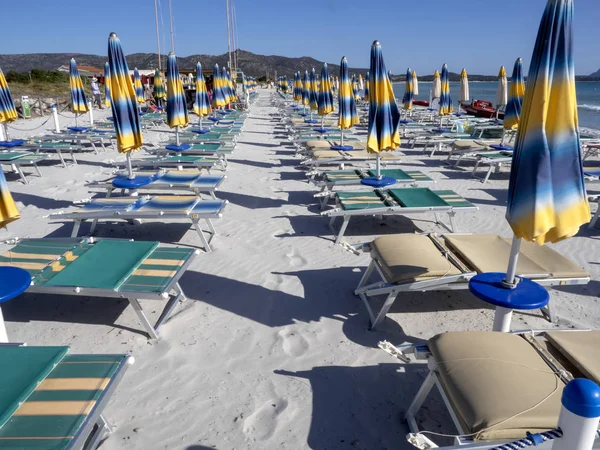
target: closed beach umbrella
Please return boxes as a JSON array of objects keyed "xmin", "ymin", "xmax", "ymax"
[
  {"xmin": 439, "ymin": 64, "xmax": 452, "ymax": 116},
  {"xmin": 402, "ymin": 68, "xmax": 413, "ymax": 110},
  {"xmin": 153, "ymin": 69, "xmax": 166, "ymax": 108},
  {"xmin": 103, "ymin": 62, "xmax": 111, "ymax": 108},
  {"xmin": 133, "ymin": 68, "xmax": 145, "ymax": 105},
  {"xmin": 107, "ymin": 32, "xmax": 143, "ymax": 177},
  {"xmin": 338, "ymin": 56, "xmax": 359, "ymax": 144},
  {"xmin": 352, "ymin": 74, "xmax": 359, "ymax": 100},
  {"xmin": 363, "ymin": 71, "xmax": 370, "ymax": 102},
  {"xmin": 496, "ymin": 66, "xmax": 508, "ymax": 114},
  {"xmin": 294, "ymin": 72, "xmax": 303, "ymax": 103},
  {"xmin": 0, "ymin": 170, "xmax": 19, "ymax": 228},
  {"xmin": 166, "ymin": 52, "xmax": 189, "ymax": 143},
  {"xmin": 69, "ymin": 58, "xmax": 89, "ymax": 125},
  {"xmin": 227, "ymin": 69, "xmax": 236, "ymax": 104},
  {"xmin": 317, "ymin": 63, "xmax": 334, "ymax": 118},
  {"xmin": 432, "ymin": 70, "xmax": 441, "ymax": 99},
  {"xmin": 412, "ymin": 70, "xmax": 419, "ymax": 97},
  {"xmin": 211, "ymin": 64, "xmax": 227, "ymax": 110},
  {"xmin": 459, "ymin": 68, "xmax": 469, "ymax": 104},
  {"xmin": 358, "ymin": 74, "xmax": 364, "ymax": 91},
  {"xmin": 365, "ymin": 40, "xmax": 401, "ymax": 180},
  {"xmin": 194, "ymin": 62, "xmax": 211, "ymax": 129},
  {"xmin": 302, "ymin": 70, "xmax": 310, "ymax": 112},
  {"xmin": 504, "ymin": 58, "xmax": 525, "ymax": 130},
  {"xmin": 309, "ymin": 68, "xmax": 319, "ymax": 114},
  {"xmin": 222, "ymin": 67, "xmax": 233, "ymax": 103},
  {"xmin": 0, "ymin": 68, "xmax": 17, "ymax": 141}
]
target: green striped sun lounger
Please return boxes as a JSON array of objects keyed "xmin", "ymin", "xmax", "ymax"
[
  {"xmin": 173, "ymin": 132, "xmax": 236, "ymax": 144},
  {"xmin": 471, "ymin": 150, "xmax": 514, "ymax": 184},
  {"xmin": 0, "ymin": 345, "xmax": 132, "ymax": 449},
  {"xmin": 322, "ymin": 188, "xmax": 478, "ymax": 244},
  {"xmin": 26, "ymin": 141, "xmax": 96, "ymax": 167},
  {"xmin": 89, "ymin": 170, "xmax": 226, "ymax": 199},
  {"xmin": 313, "ymin": 169, "xmax": 435, "ymax": 209},
  {"xmin": 0, "ymin": 237, "xmax": 197, "ymax": 339},
  {"xmin": 0, "ymin": 151, "xmax": 48, "ymax": 184},
  {"xmin": 128, "ymin": 154, "xmax": 221, "ymax": 172},
  {"xmin": 49, "ymin": 195, "xmax": 227, "ymax": 252}
]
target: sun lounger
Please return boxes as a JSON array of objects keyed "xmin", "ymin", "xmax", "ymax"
[
  {"xmin": 301, "ymin": 149, "xmax": 402, "ymax": 171},
  {"xmin": 127, "ymin": 155, "xmax": 221, "ymax": 172},
  {"xmin": 171, "ymin": 131, "xmax": 236, "ymax": 144},
  {"xmin": 49, "ymin": 196, "xmax": 226, "ymax": 252},
  {"xmin": 36, "ymin": 132, "xmax": 114, "ymax": 152},
  {"xmin": 302, "ymin": 139, "xmax": 364, "ymax": 150},
  {"xmin": 88, "ymin": 169, "xmax": 226, "ymax": 199},
  {"xmin": 470, "ymin": 150, "xmax": 513, "ymax": 183},
  {"xmin": 312, "ymin": 169, "xmax": 435, "ymax": 209},
  {"xmin": 355, "ymin": 233, "xmax": 589, "ymax": 329},
  {"xmin": 29, "ymin": 141, "xmax": 96, "ymax": 167},
  {"xmin": 381, "ymin": 329, "xmax": 600, "ymax": 448},
  {"xmin": 0, "ymin": 151, "xmax": 48, "ymax": 184},
  {"xmin": 323, "ymin": 189, "xmax": 477, "ymax": 244},
  {"xmin": 0, "ymin": 237, "xmax": 197, "ymax": 338},
  {"xmin": 0, "ymin": 344, "xmax": 132, "ymax": 449},
  {"xmin": 446, "ymin": 139, "xmax": 503, "ymax": 164}
]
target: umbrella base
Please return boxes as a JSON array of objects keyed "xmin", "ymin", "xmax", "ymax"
[
  {"xmin": 191, "ymin": 129, "xmax": 211, "ymax": 134},
  {"xmin": 361, "ymin": 176, "xmax": 396, "ymax": 187},
  {"xmin": 330, "ymin": 145, "xmax": 354, "ymax": 151},
  {"xmin": 67, "ymin": 126, "xmax": 89, "ymax": 133},
  {"xmin": 112, "ymin": 175, "xmax": 154, "ymax": 189},
  {"xmin": 0, "ymin": 140, "xmax": 25, "ymax": 148},
  {"xmin": 166, "ymin": 144, "xmax": 192, "ymax": 152}
]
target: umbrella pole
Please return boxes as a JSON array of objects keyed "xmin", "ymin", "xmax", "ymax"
[
  {"xmin": 75, "ymin": 113, "xmax": 79, "ymax": 127},
  {"xmin": 503, "ymin": 236, "xmax": 522, "ymax": 288},
  {"xmin": 126, "ymin": 152, "xmax": 134, "ymax": 179},
  {"xmin": 321, "ymin": 115, "xmax": 324, "ymax": 128},
  {"xmin": 176, "ymin": 126, "xmax": 180, "ymax": 146},
  {"xmin": 376, "ymin": 154, "xmax": 381, "ymax": 179},
  {"xmin": 340, "ymin": 130, "xmax": 344, "ymax": 146}
]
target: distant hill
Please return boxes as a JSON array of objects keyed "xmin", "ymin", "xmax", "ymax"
[{"xmin": 589, "ymin": 68, "xmax": 600, "ymax": 77}]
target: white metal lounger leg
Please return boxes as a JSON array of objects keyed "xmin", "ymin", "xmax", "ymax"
[
  {"xmin": 71, "ymin": 220, "xmax": 83, "ymax": 237},
  {"xmin": 335, "ymin": 216, "xmax": 351, "ymax": 245},
  {"xmin": 128, "ymin": 297, "xmax": 160, "ymax": 340},
  {"xmin": 70, "ymin": 151, "xmax": 78, "ymax": 165},
  {"xmin": 33, "ymin": 163, "xmax": 42, "ymax": 178},
  {"xmin": 83, "ymin": 414, "xmax": 112, "ymax": 450},
  {"xmin": 405, "ymin": 370, "xmax": 437, "ymax": 433},
  {"xmin": 588, "ymin": 203, "xmax": 600, "ymax": 229},
  {"xmin": 154, "ymin": 283, "xmax": 187, "ymax": 330},
  {"xmin": 15, "ymin": 165, "xmax": 28, "ymax": 184},
  {"xmin": 205, "ymin": 218, "xmax": 217, "ymax": 236},
  {"xmin": 89, "ymin": 219, "xmax": 99, "ymax": 235},
  {"xmin": 370, "ymin": 292, "xmax": 398, "ymax": 329},
  {"xmin": 482, "ymin": 165, "xmax": 494, "ymax": 184},
  {"xmin": 57, "ymin": 150, "xmax": 68, "ymax": 168},
  {"xmin": 192, "ymin": 219, "xmax": 212, "ymax": 252},
  {"xmin": 356, "ymin": 260, "xmax": 376, "ymax": 291},
  {"xmin": 541, "ymin": 301, "xmax": 558, "ymax": 323}
]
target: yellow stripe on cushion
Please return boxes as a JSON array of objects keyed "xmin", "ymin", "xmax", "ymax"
[
  {"xmin": 132, "ymin": 269, "xmax": 177, "ymax": 277},
  {"xmin": 1, "ymin": 252, "xmax": 58, "ymax": 260},
  {"xmin": 14, "ymin": 401, "xmax": 96, "ymax": 416},
  {"xmin": 143, "ymin": 258, "xmax": 184, "ymax": 266},
  {"xmin": 63, "ymin": 251, "xmax": 78, "ymax": 262},
  {"xmin": 0, "ymin": 261, "xmax": 47, "ymax": 270},
  {"xmin": 50, "ymin": 261, "xmax": 65, "ymax": 272},
  {"xmin": 36, "ymin": 378, "xmax": 110, "ymax": 391}
]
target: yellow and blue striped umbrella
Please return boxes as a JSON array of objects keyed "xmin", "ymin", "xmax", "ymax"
[
  {"xmin": 294, "ymin": 72, "xmax": 303, "ymax": 102},
  {"xmin": 211, "ymin": 64, "xmax": 227, "ymax": 109},
  {"xmin": 69, "ymin": 58, "xmax": 88, "ymax": 114},
  {"xmin": 317, "ymin": 63, "xmax": 334, "ymax": 116},
  {"xmin": 194, "ymin": 62, "xmax": 211, "ymax": 118},
  {"xmin": 439, "ymin": 63, "xmax": 452, "ymax": 116},
  {"xmin": 507, "ymin": 0, "xmax": 589, "ymax": 245},
  {"xmin": 301, "ymin": 70, "xmax": 310, "ymax": 109},
  {"xmin": 0, "ymin": 170, "xmax": 19, "ymax": 228},
  {"xmin": 402, "ymin": 68, "xmax": 413, "ymax": 110},
  {"xmin": 366, "ymin": 41, "xmax": 400, "ymax": 167},
  {"xmin": 504, "ymin": 58, "xmax": 525, "ymax": 130},
  {"xmin": 166, "ymin": 52, "xmax": 189, "ymax": 129},
  {"xmin": 153, "ymin": 69, "xmax": 166, "ymax": 101},
  {"xmin": 352, "ymin": 74, "xmax": 359, "ymax": 101},
  {"xmin": 0, "ymin": 68, "xmax": 17, "ymax": 125},
  {"xmin": 309, "ymin": 68, "xmax": 319, "ymax": 111},
  {"xmin": 103, "ymin": 62, "xmax": 111, "ymax": 108},
  {"xmin": 363, "ymin": 71, "xmax": 370, "ymax": 102},
  {"xmin": 338, "ymin": 57, "xmax": 359, "ymax": 130},
  {"xmin": 107, "ymin": 33, "xmax": 142, "ymax": 155},
  {"xmin": 133, "ymin": 68, "xmax": 145, "ymax": 104}
]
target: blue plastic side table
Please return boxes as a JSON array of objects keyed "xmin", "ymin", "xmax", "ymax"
[
  {"xmin": 191, "ymin": 129, "xmax": 210, "ymax": 134},
  {"xmin": 112, "ymin": 175, "xmax": 153, "ymax": 190},
  {"xmin": 330, "ymin": 145, "xmax": 354, "ymax": 151},
  {"xmin": 0, "ymin": 266, "xmax": 31, "ymax": 342},
  {"xmin": 361, "ymin": 176, "xmax": 396, "ymax": 188},
  {"xmin": 469, "ymin": 272, "xmax": 549, "ymax": 332}
]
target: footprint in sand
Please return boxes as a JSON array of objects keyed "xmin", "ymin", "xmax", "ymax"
[
  {"xmin": 286, "ymin": 248, "xmax": 307, "ymax": 267},
  {"xmin": 242, "ymin": 398, "xmax": 288, "ymax": 441},
  {"xmin": 278, "ymin": 328, "xmax": 308, "ymax": 357}
]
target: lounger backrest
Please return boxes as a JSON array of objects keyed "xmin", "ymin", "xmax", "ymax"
[{"xmin": 545, "ymin": 331, "xmax": 600, "ymax": 385}]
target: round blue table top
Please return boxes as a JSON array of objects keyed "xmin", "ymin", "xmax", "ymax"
[
  {"xmin": 468, "ymin": 272, "xmax": 549, "ymax": 310},
  {"xmin": 67, "ymin": 126, "xmax": 89, "ymax": 133},
  {"xmin": 165, "ymin": 144, "xmax": 192, "ymax": 152},
  {"xmin": 361, "ymin": 176, "xmax": 396, "ymax": 188},
  {"xmin": 304, "ymin": 119, "xmax": 319, "ymax": 124},
  {"xmin": 112, "ymin": 175, "xmax": 153, "ymax": 189},
  {"xmin": 314, "ymin": 128, "xmax": 330, "ymax": 133},
  {"xmin": 0, "ymin": 266, "xmax": 31, "ymax": 304},
  {"xmin": 0, "ymin": 140, "xmax": 25, "ymax": 148},
  {"xmin": 489, "ymin": 144, "xmax": 514, "ymax": 151},
  {"xmin": 191, "ymin": 129, "xmax": 211, "ymax": 134},
  {"xmin": 207, "ymin": 117, "xmax": 220, "ymax": 122},
  {"xmin": 330, "ymin": 145, "xmax": 354, "ymax": 151}
]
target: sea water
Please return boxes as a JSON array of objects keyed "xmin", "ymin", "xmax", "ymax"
[{"xmin": 392, "ymin": 81, "xmax": 600, "ymax": 133}]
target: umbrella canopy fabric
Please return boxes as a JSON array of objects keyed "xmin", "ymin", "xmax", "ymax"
[
  {"xmin": 439, "ymin": 64, "xmax": 453, "ymax": 116},
  {"xmin": 302, "ymin": 70, "xmax": 310, "ymax": 106},
  {"xmin": 0, "ymin": 170, "xmax": 19, "ymax": 228},
  {"xmin": 0, "ymin": 68, "xmax": 17, "ymax": 124},
  {"xmin": 366, "ymin": 41, "xmax": 400, "ymax": 154},
  {"xmin": 317, "ymin": 64, "xmax": 334, "ymax": 116},
  {"xmin": 496, "ymin": 66, "xmax": 508, "ymax": 109},
  {"xmin": 506, "ymin": 0, "xmax": 589, "ymax": 245},
  {"xmin": 412, "ymin": 70, "xmax": 419, "ymax": 97},
  {"xmin": 226, "ymin": 69, "xmax": 236, "ymax": 103},
  {"xmin": 133, "ymin": 68, "xmax": 145, "ymax": 104},
  {"xmin": 504, "ymin": 58, "xmax": 525, "ymax": 130},
  {"xmin": 309, "ymin": 68, "xmax": 319, "ymax": 111},
  {"xmin": 107, "ymin": 32, "xmax": 143, "ymax": 154},
  {"xmin": 69, "ymin": 59, "xmax": 89, "ymax": 114},
  {"xmin": 358, "ymin": 74, "xmax": 364, "ymax": 91},
  {"xmin": 211, "ymin": 64, "xmax": 227, "ymax": 109},
  {"xmin": 432, "ymin": 70, "xmax": 441, "ymax": 99},
  {"xmin": 338, "ymin": 57, "xmax": 359, "ymax": 130},
  {"xmin": 166, "ymin": 52, "xmax": 189, "ymax": 129},
  {"xmin": 459, "ymin": 68, "xmax": 470, "ymax": 103},
  {"xmin": 222, "ymin": 67, "xmax": 233, "ymax": 103},
  {"xmin": 294, "ymin": 72, "xmax": 303, "ymax": 102},
  {"xmin": 363, "ymin": 71, "xmax": 370, "ymax": 102},
  {"xmin": 402, "ymin": 68, "xmax": 413, "ymax": 110},
  {"xmin": 194, "ymin": 62, "xmax": 211, "ymax": 117},
  {"xmin": 103, "ymin": 62, "xmax": 111, "ymax": 108},
  {"xmin": 352, "ymin": 74, "xmax": 360, "ymax": 100},
  {"xmin": 153, "ymin": 69, "xmax": 166, "ymax": 101}
]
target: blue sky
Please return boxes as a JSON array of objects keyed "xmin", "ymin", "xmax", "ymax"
[{"xmin": 1, "ymin": 0, "xmax": 599, "ymax": 75}]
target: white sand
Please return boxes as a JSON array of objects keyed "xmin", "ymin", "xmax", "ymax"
[{"xmin": 2, "ymin": 90, "xmax": 599, "ymax": 449}]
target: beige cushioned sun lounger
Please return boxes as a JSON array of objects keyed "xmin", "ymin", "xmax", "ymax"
[
  {"xmin": 306, "ymin": 140, "xmax": 366, "ymax": 150},
  {"xmin": 429, "ymin": 331, "xmax": 564, "ymax": 440},
  {"xmin": 545, "ymin": 330, "xmax": 600, "ymax": 384}
]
